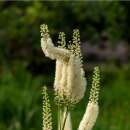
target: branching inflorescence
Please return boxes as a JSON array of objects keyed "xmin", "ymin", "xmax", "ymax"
[{"xmin": 41, "ymin": 24, "xmax": 101, "ymax": 130}]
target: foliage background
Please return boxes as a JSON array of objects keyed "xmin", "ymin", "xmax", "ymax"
[{"xmin": 0, "ymin": 1, "xmax": 130, "ymax": 130}]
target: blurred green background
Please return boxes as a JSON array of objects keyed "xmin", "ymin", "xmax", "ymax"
[{"xmin": 0, "ymin": 1, "xmax": 130, "ymax": 130}]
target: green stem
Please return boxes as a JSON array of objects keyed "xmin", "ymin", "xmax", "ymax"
[
  {"xmin": 60, "ymin": 107, "xmax": 62, "ymax": 130},
  {"xmin": 58, "ymin": 104, "xmax": 60, "ymax": 130},
  {"xmin": 61, "ymin": 106, "xmax": 69, "ymax": 130},
  {"xmin": 58, "ymin": 104, "xmax": 62, "ymax": 130}
]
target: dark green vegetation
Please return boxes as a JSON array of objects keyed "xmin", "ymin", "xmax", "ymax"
[
  {"xmin": 0, "ymin": 64, "xmax": 130, "ymax": 130},
  {"xmin": 1, "ymin": 1, "xmax": 130, "ymax": 68}
]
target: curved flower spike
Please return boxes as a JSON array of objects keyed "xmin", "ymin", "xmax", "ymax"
[{"xmin": 41, "ymin": 24, "xmax": 70, "ymax": 61}]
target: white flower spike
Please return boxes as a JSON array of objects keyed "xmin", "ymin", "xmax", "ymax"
[
  {"xmin": 78, "ymin": 66, "xmax": 100, "ymax": 130},
  {"xmin": 40, "ymin": 24, "xmax": 86, "ymax": 104}
]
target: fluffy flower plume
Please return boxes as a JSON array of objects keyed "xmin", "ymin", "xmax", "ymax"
[
  {"xmin": 40, "ymin": 24, "xmax": 86, "ymax": 105},
  {"xmin": 42, "ymin": 86, "xmax": 52, "ymax": 130}
]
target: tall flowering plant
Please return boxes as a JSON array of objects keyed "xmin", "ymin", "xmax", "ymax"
[{"xmin": 41, "ymin": 24, "xmax": 100, "ymax": 130}]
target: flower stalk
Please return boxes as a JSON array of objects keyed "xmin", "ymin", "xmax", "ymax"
[{"xmin": 42, "ymin": 86, "xmax": 52, "ymax": 130}]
